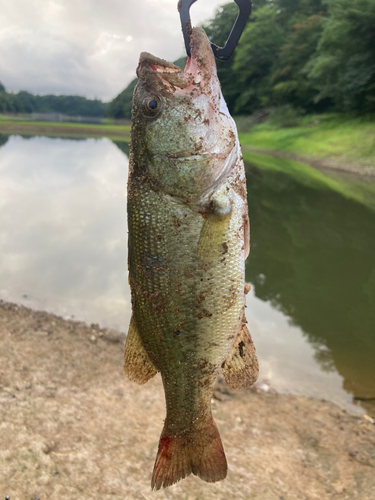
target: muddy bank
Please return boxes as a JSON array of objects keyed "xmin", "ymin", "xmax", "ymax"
[
  {"xmin": 1, "ymin": 300, "xmax": 374, "ymax": 500},
  {"xmin": 242, "ymin": 146, "xmax": 375, "ymax": 178}
]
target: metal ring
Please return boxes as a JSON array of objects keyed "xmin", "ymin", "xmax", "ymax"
[{"xmin": 178, "ymin": 0, "xmax": 252, "ymax": 61}]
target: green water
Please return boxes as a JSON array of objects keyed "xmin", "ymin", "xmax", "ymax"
[{"xmin": 244, "ymin": 153, "xmax": 375, "ymax": 414}]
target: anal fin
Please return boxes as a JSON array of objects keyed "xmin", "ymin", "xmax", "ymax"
[
  {"xmin": 124, "ymin": 315, "xmax": 158, "ymax": 384},
  {"xmin": 222, "ymin": 321, "xmax": 259, "ymax": 389}
]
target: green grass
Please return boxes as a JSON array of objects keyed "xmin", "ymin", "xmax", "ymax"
[
  {"xmin": 238, "ymin": 114, "xmax": 375, "ymax": 166},
  {"xmin": 0, "ymin": 114, "xmax": 131, "ymax": 141},
  {"xmin": 244, "ymin": 152, "xmax": 375, "ymax": 212}
]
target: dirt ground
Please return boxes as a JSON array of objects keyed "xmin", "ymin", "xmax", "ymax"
[{"xmin": 1, "ymin": 300, "xmax": 374, "ymax": 500}]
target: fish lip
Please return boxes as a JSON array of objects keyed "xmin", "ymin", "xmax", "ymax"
[
  {"xmin": 138, "ymin": 28, "xmax": 215, "ymax": 82},
  {"xmin": 138, "ymin": 52, "xmax": 182, "ymax": 74},
  {"xmin": 184, "ymin": 27, "xmax": 216, "ymax": 78},
  {"xmin": 137, "ymin": 52, "xmax": 191, "ymax": 90}
]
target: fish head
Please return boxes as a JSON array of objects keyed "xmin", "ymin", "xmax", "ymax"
[{"xmin": 131, "ymin": 27, "xmax": 238, "ymax": 204}]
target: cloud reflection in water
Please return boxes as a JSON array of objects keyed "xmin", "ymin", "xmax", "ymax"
[{"xmin": 0, "ymin": 135, "xmax": 130, "ymax": 331}]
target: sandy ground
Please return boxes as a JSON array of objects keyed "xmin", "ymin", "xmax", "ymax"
[{"xmin": 1, "ymin": 300, "xmax": 374, "ymax": 500}]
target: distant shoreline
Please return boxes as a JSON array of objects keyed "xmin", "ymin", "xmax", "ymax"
[
  {"xmin": 1, "ymin": 115, "xmax": 375, "ymax": 177},
  {"xmin": 0, "ymin": 118, "xmax": 131, "ymax": 142}
]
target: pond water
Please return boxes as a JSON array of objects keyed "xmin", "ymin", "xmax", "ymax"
[{"xmin": 0, "ymin": 134, "xmax": 374, "ymax": 417}]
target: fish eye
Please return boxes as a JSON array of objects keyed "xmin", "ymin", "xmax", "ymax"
[
  {"xmin": 143, "ymin": 96, "xmax": 162, "ymax": 118},
  {"xmin": 148, "ymin": 99, "xmax": 158, "ymax": 110}
]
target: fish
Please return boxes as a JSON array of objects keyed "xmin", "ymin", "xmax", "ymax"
[{"xmin": 124, "ymin": 27, "xmax": 259, "ymax": 490}]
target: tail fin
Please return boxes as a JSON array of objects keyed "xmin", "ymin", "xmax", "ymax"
[{"xmin": 151, "ymin": 416, "xmax": 227, "ymax": 490}]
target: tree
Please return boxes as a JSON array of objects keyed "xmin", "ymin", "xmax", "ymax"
[
  {"xmin": 106, "ymin": 0, "xmax": 375, "ymax": 118},
  {"xmin": 271, "ymin": 14, "xmax": 323, "ymax": 110},
  {"xmin": 232, "ymin": 5, "xmax": 285, "ymax": 114},
  {"xmin": 307, "ymin": 0, "xmax": 375, "ymax": 112},
  {"xmin": 0, "ymin": 80, "xmax": 107, "ymax": 116},
  {"xmin": 15, "ymin": 91, "xmax": 38, "ymax": 113},
  {"xmin": 0, "ymin": 89, "xmax": 17, "ymax": 113},
  {"xmin": 277, "ymin": 0, "xmax": 325, "ymax": 27},
  {"xmin": 203, "ymin": 2, "xmax": 244, "ymax": 113},
  {"xmin": 106, "ymin": 79, "xmax": 137, "ymax": 119}
]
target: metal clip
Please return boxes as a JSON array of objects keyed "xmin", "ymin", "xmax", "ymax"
[{"xmin": 178, "ymin": 0, "xmax": 252, "ymax": 61}]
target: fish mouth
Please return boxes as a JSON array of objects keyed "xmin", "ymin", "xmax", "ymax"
[
  {"xmin": 138, "ymin": 53, "xmax": 189, "ymax": 89},
  {"xmin": 138, "ymin": 53, "xmax": 182, "ymax": 74},
  {"xmin": 137, "ymin": 28, "xmax": 216, "ymax": 91}
]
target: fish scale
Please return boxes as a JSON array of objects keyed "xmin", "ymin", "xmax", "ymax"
[{"xmin": 129, "ymin": 178, "xmax": 244, "ymax": 371}]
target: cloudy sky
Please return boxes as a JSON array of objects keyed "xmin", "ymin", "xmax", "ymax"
[{"xmin": 0, "ymin": 0, "xmax": 227, "ymax": 102}]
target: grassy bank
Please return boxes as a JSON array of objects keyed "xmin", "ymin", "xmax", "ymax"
[
  {"xmin": 238, "ymin": 114, "xmax": 375, "ymax": 173},
  {"xmin": 0, "ymin": 114, "xmax": 131, "ymax": 141},
  {"xmin": 1, "ymin": 113, "xmax": 374, "ymax": 175},
  {"xmin": 243, "ymin": 151, "xmax": 375, "ymax": 213}
]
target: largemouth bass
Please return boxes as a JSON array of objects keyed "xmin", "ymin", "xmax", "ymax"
[{"xmin": 124, "ymin": 27, "xmax": 259, "ymax": 490}]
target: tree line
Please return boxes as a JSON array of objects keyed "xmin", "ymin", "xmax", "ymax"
[
  {"xmin": 107, "ymin": 0, "xmax": 375, "ymax": 119},
  {"xmin": 0, "ymin": 83, "xmax": 106, "ymax": 117}
]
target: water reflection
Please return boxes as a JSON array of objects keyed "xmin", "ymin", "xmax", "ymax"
[
  {"xmin": 113, "ymin": 140, "xmax": 130, "ymax": 157},
  {"xmin": 0, "ymin": 134, "xmax": 9, "ymax": 148},
  {"xmin": 246, "ymin": 286, "xmax": 348, "ymax": 405},
  {"xmin": 245, "ymin": 156, "xmax": 375, "ymax": 413},
  {"xmin": 0, "ymin": 135, "xmax": 130, "ymax": 330},
  {"xmin": 0, "ymin": 135, "xmax": 374, "ymax": 416}
]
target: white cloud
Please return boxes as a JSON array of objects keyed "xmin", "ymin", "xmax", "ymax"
[{"xmin": 0, "ymin": 0, "xmax": 227, "ymax": 101}]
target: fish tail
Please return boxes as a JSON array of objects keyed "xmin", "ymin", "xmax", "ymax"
[{"xmin": 151, "ymin": 415, "xmax": 227, "ymax": 490}]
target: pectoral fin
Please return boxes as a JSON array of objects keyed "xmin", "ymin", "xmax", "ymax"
[
  {"xmin": 222, "ymin": 321, "xmax": 259, "ymax": 389},
  {"xmin": 124, "ymin": 315, "xmax": 158, "ymax": 384},
  {"xmin": 198, "ymin": 193, "xmax": 231, "ymax": 260}
]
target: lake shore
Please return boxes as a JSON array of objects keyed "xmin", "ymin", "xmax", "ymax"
[
  {"xmin": 242, "ymin": 145, "xmax": 375, "ymax": 178},
  {"xmin": 0, "ymin": 118, "xmax": 131, "ymax": 141},
  {"xmin": 238, "ymin": 115, "xmax": 375, "ymax": 177},
  {"xmin": 1, "ymin": 115, "xmax": 375, "ymax": 189},
  {"xmin": 1, "ymin": 299, "xmax": 374, "ymax": 500},
  {"xmin": 1, "ymin": 114, "xmax": 375, "ymax": 178}
]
